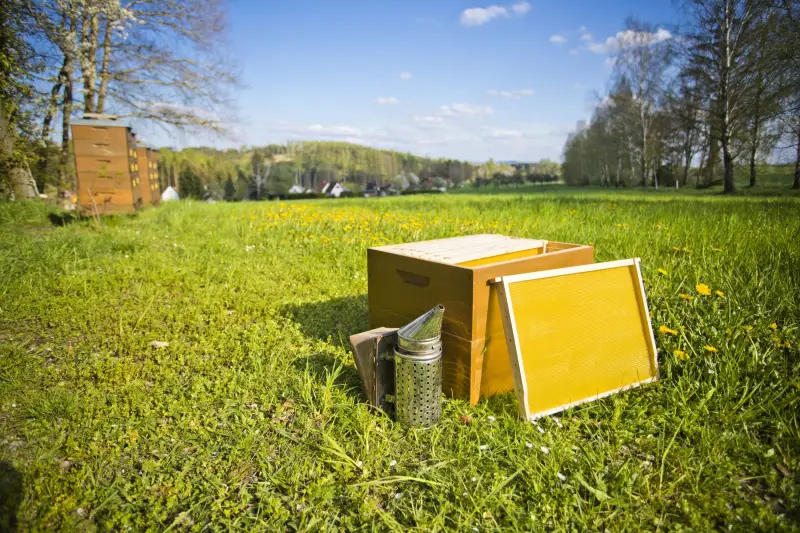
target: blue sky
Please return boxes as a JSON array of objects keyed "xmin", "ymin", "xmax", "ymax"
[{"xmin": 185, "ymin": 0, "xmax": 679, "ymax": 162}]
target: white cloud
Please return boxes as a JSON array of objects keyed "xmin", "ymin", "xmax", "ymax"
[
  {"xmin": 439, "ymin": 103, "xmax": 494, "ymax": 116},
  {"xmin": 460, "ymin": 1, "xmax": 530, "ymax": 27},
  {"xmin": 460, "ymin": 5, "xmax": 508, "ymax": 26},
  {"xmin": 588, "ymin": 28, "xmax": 672, "ymax": 54},
  {"xmin": 491, "ymin": 129, "xmax": 523, "ymax": 139},
  {"xmin": 511, "ymin": 1, "xmax": 531, "ymax": 15},
  {"xmin": 399, "ymin": 71, "xmax": 412, "ymax": 80},
  {"xmin": 579, "ymin": 33, "xmax": 593, "ymax": 41},
  {"xmin": 413, "ymin": 115, "xmax": 443, "ymax": 123},
  {"xmin": 486, "ymin": 88, "xmax": 535, "ymax": 99},
  {"xmin": 568, "ymin": 48, "xmax": 579, "ymax": 56},
  {"xmin": 549, "ymin": 34, "xmax": 567, "ymax": 44},
  {"xmin": 374, "ymin": 97, "xmax": 399, "ymax": 105}
]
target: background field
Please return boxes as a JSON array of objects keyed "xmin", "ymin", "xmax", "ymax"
[{"xmin": 1, "ymin": 189, "xmax": 799, "ymax": 531}]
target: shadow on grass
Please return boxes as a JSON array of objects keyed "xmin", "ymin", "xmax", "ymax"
[
  {"xmin": 47, "ymin": 211, "xmax": 78, "ymax": 227},
  {"xmin": 281, "ymin": 294, "xmax": 369, "ymax": 347},
  {"xmin": 292, "ymin": 352, "xmax": 366, "ymax": 402},
  {"xmin": 282, "ymin": 295, "xmax": 370, "ymax": 402},
  {"xmin": 0, "ymin": 461, "xmax": 22, "ymax": 532}
]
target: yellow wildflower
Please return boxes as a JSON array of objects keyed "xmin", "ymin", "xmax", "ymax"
[
  {"xmin": 769, "ymin": 322, "xmax": 778, "ymax": 330},
  {"xmin": 784, "ymin": 342, "xmax": 792, "ymax": 349},
  {"xmin": 742, "ymin": 325, "xmax": 753, "ymax": 333},
  {"xmin": 672, "ymin": 246, "xmax": 681, "ymax": 252},
  {"xmin": 703, "ymin": 345, "xmax": 718, "ymax": 353},
  {"xmin": 715, "ymin": 290, "xmax": 725, "ymax": 297},
  {"xmin": 658, "ymin": 268, "xmax": 668, "ymax": 277},
  {"xmin": 673, "ymin": 349, "xmax": 688, "ymax": 360},
  {"xmin": 679, "ymin": 293, "xmax": 694, "ymax": 301},
  {"xmin": 659, "ymin": 325, "xmax": 678, "ymax": 336},
  {"xmin": 696, "ymin": 283, "xmax": 711, "ymax": 296}
]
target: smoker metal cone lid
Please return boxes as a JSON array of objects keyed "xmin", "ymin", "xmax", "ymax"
[{"xmin": 397, "ymin": 305, "xmax": 444, "ymax": 353}]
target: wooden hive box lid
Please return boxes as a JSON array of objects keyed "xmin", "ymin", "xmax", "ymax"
[{"xmin": 371, "ymin": 234, "xmax": 546, "ymax": 265}]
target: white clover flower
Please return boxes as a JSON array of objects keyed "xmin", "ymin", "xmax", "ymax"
[
  {"xmin": 472, "ymin": 476, "xmax": 477, "ymax": 482},
  {"xmin": 525, "ymin": 442, "xmax": 533, "ymax": 449},
  {"xmin": 479, "ymin": 444, "xmax": 488, "ymax": 451},
  {"xmin": 394, "ymin": 492, "xmax": 402, "ymax": 500},
  {"xmin": 356, "ymin": 460, "xmax": 363, "ymax": 468},
  {"xmin": 540, "ymin": 446, "xmax": 550, "ymax": 455},
  {"xmin": 487, "ymin": 416, "xmax": 496, "ymax": 423},
  {"xmin": 557, "ymin": 472, "xmax": 566, "ymax": 481}
]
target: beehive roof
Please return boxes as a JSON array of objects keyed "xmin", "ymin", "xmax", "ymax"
[{"xmin": 373, "ymin": 234, "xmax": 546, "ymax": 265}]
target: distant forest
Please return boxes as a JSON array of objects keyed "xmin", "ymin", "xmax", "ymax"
[{"xmin": 160, "ymin": 141, "xmax": 561, "ymax": 199}]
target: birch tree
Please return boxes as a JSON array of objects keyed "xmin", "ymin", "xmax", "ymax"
[
  {"xmin": 682, "ymin": 0, "xmax": 766, "ymax": 193},
  {"xmin": 609, "ymin": 19, "xmax": 673, "ymax": 187}
]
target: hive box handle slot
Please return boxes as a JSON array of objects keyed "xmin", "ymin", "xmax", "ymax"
[{"xmin": 396, "ymin": 269, "xmax": 430, "ymax": 288}]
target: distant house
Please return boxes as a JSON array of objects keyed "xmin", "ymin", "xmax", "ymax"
[
  {"xmin": 319, "ymin": 181, "xmax": 349, "ymax": 198},
  {"xmin": 288, "ymin": 184, "xmax": 306, "ymax": 194}
]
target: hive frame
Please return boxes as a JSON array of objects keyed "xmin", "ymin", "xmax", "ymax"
[{"xmin": 495, "ymin": 258, "xmax": 659, "ymax": 421}]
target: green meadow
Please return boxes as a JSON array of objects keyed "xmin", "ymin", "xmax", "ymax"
[{"xmin": 1, "ymin": 189, "xmax": 798, "ymax": 531}]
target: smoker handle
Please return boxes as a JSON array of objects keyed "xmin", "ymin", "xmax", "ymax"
[{"xmin": 396, "ymin": 269, "xmax": 430, "ymax": 288}]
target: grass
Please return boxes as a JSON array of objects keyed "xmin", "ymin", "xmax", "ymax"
[{"xmin": 1, "ymin": 189, "xmax": 799, "ymax": 531}]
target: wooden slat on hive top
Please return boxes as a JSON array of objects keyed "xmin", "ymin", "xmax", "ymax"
[{"xmin": 373, "ymin": 234, "xmax": 547, "ymax": 265}]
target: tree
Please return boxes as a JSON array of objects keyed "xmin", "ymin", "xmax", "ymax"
[
  {"xmin": 610, "ymin": 18, "xmax": 673, "ymax": 187},
  {"xmin": 0, "ymin": 0, "xmax": 40, "ymax": 199},
  {"xmin": 682, "ymin": 0, "xmax": 767, "ymax": 193}
]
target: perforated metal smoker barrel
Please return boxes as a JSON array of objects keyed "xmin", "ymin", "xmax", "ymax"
[
  {"xmin": 393, "ymin": 305, "xmax": 445, "ymax": 428},
  {"xmin": 393, "ymin": 345, "xmax": 442, "ymax": 427}
]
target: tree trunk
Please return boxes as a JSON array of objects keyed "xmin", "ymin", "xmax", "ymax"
[
  {"xmin": 42, "ymin": 61, "xmax": 68, "ymax": 139},
  {"xmin": 793, "ymin": 127, "xmax": 800, "ymax": 190},
  {"xmin": 81, "ymin": 13, "xmax": 99, "ymax": 114},
  {"xmin": 721, "ymin": 139, "xmax": 735, "ymax": 193},
  {"xmin": 748, "ymin": 143, "xmax": 758, "ymax": 188},
  {"xmin": 60, "ymin": 49, "xmax": 75, "ymax": 194},
  {"xmin": 96, "ymin": 16, "xmax": 113, "ymax": 114}
]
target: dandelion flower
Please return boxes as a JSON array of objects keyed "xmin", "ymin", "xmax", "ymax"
[
  {"xmin": 659, "ymin": 325, "xmax": 678, "ymax": 336},
  {"xmin": 715, "ymin": 290, "xmax": 725, "ymax": 297},
  {"xmin": 673, "ymin": 349, "xmax": 688, "ymax": 360},
  {"xmin": 679, "ymin": 293, "xmax": 694, "ymax": 301},
  {"xmin": 704, "ymin": 345, "xmax": 718, "ymax": 353},
  {"xmin": 696, "ymin": 283, "xmax": 711, "ymax": 296},
  {"xmin": 658, "ymin": 268, "xmax": 668, "ymax": 277},
  {"xmin": 769, "ymin": 322, "xmax": 778, "ymax": 330}
]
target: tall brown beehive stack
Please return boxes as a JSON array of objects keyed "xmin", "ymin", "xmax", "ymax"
[
  {"xmin": 136, "ymin": 146, "xmax": 161, "ymax": 205},
  {"xmin": 71, "ymin": 117, "xmax": 142, "ymax": 214}
]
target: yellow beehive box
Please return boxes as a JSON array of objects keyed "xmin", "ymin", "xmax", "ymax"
[{"xmin": 368, "ymin": 234, "xmax": 594, "ymax": 405}]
